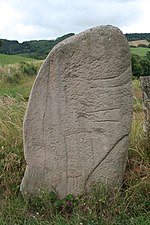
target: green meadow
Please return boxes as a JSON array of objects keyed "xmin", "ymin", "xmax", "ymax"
[
  {"xmin": 0, "ymin": 53, "xmax": 38, "ymax": 66},
  {"xmin": 130, "ymin": 47, "xmax": 150, "ymax": 57},
  {"xmin": 0, "ymin": 58, "xmax": 150, "ymax": 224}
]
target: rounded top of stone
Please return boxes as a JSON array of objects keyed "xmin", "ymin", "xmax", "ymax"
[{"xmin": 49, "ymin": 25, "xmax": 125, "ymax": 55}]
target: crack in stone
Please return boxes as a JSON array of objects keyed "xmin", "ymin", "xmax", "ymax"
[
  {"xmin": 69, "ymin": 175, "xmax": 81, "ymax": 178},
  {"xmin": 88, "ymin": 108, "xmax": 120, "ymax": 113},
  {"xmin": 84, "ymin": 133, "xmax": 128, "ymax": 188},
  {"xmin": 89, "ymin": 80, "xmax": 131, "ymax": 89},
  {"xmin": 87, "ymin": 66, "xmax": 130, "ymax": 81},
  {"xmin": 94, "ymin": 120, "xmax": 119, "ymax": 123}
]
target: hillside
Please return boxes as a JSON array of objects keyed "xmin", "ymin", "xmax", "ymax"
[
  {"xmin": 0, "ymin": 33, "xmax": 150, "ymax": 60},
  {"xmin": 0, "ymin": 33, "xmax": 75, "ymax": 59}
]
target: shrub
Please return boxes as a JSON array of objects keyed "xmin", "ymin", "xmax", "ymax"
[
  {"xmin": 146, "ymin": 51, "xmax": 150, "ymax": 60},
  {"xmin": 130, "ymin": 45, "xmax": 136, "ymax": 48},
  {"xmin": 138, "ymin": 44, "xmax": 147, "ymax": 48},
  {"xmin": 4, "ymin": 67, "xmax": 21, "ymax": 83},
  {"xmin": 19, "ymin": 61, "xmax": 38, "ymax": 76},
  {"xmin": 131, "ymin": 54, "xmax": 150, "ymax": 78}
]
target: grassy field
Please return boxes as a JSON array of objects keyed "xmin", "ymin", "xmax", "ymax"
[
  {"xmin": 0, "ymin": 63, "xmax": 150, "ymax": 224},
  {"xmin": 0, "ymin": 53, "xmax": 39, "ymax": 66},
  {"xmin": 130, "ymin": 47, "xmax": 150, "ymax": 57}
]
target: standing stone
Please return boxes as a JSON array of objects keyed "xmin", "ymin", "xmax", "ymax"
[
  {"xmin": 140, "ymin": 76, "xmax": 150, "ymax": 139},
  {"xmin": 20, "ymin": 25, "xmax": 133, "ymax": 198}
]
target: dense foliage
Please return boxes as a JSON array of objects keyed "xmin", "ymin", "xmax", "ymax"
[
  {"xmin": 126, "ymin": 33, "xmax": 150, "ymax": 41},
  {"xmin": 132, "ymin": 53, "xmax": 150, "ymax": 78}
]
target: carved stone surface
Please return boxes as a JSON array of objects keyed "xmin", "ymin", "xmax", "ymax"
[
  {"xmin": 20, "ymin": 25, "xmax": 133, "ymax": 198},
  {"xmin": 140, "ymin": 76, "xmax": 150, "ymax": 139}
]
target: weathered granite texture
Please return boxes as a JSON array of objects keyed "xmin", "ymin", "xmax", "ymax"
[
  {"xmin": 140, "ymin": 76, "xmax": 150, "ymax": 139},
  {"xmin": 20, "ymin": 25, "xmax": 133, "ymax": 198}
]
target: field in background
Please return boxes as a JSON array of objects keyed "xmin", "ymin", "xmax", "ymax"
[
  {"xmin": 130, "ymin": 47, "xmax": 150, "ymax": 57},
  {"xmin": 129, "ymin": 39, "xmax": 149, "ymax": 47},
  {"xmin": 0, "ymin": 60, "xmax": 150, "ymax": 224},
  {"xmin": 0, "ymin": 53, "xmax": 39, "ymax": 66}
]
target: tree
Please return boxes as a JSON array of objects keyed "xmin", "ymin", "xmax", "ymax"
[
  {"xmin": 131, "ymin": 54, "xmax": 144, "ymax": 78},
  {"xmin": 146, "ymin": 51, "xmax": 150, "ymax": 60},
  {"xmin": 140, "ymin": 57, "xmax": 150, "ymax": 76},
  {"xmin": 138, "ymin": 44, "xmax": 147, "ymax": 48}
]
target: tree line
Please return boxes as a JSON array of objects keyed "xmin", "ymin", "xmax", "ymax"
[
  {"xmin": 0, "ymin": 33, "xmax": 75, "ymax": 59},
  {"xmin": 126, "ymin": 33, "xmax": 150, "ymax": 42}
]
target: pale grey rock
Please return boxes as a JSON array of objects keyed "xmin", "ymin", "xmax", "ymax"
[
  {"xmin": 140, "ymin": 76, "xmax": 150, "ymax": 139},
  {"xmin": 20, "ymin": 25, "xmax": 133, "ymax": 198}
]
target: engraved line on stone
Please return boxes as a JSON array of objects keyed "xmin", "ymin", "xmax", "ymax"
[
  {"xmin": 93, "ymin": 120, "xmax": 119, "ymax": 123},
  {"xmin": 77, "ymin": 114, "xmax": 119, "ymax": 122},
  {"xmin": 86, "ymin": 108, "xmax": 120, "ymax": 113},
  {"xmin": 90, "ymin": 137, "xmax": 95, "ymax": 176},
  {"xmin": 89, "ymin": 80, "xmax": 131, "ymax": 89},
  {"xmin": 84, "ymin": 133, "xmax": 128, "ymax": 188},
  {"xmin": 87, "ymin": 66, "xmax": 130, "ymax": 81},
  {"xmin": 68, "ymin": 175, "xmax": 82, "ymax": 178}
]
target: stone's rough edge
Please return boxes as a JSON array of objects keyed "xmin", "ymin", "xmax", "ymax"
[
  {"xmin": 20, "ymin": 56, "xmax": 51, "ymax": 195},
  {"xmin": 22, "ymin": 56, "xmax": 49, "ymax": 124},
  {"xmin": 48, "ymin": 24, "xmax": 129, "ymax": 57},
  {"xmin": 140, "ymin": 76, "xmax": 150, "ymax": 138},
  {"xmin": 20, "ymin": 25, "xmax": 133, "ymax": 198}
]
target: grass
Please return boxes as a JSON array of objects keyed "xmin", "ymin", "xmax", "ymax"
[
  {"xmin": 0, "ymin": 62, "xmax": 42, "ymax": 99},
  {"xmin": 0, "ymin": 63, "xmax": 150, "ymax": 224},
  {"xmin": 0, "ymin": 53, "xmax": 39, "ymax": 66},
  {"xmin": 130, "ymin": 47, "xmax": 150, "ymax": 57},
  {"xmin": 0, "ymin": 76, "xmax": 35, "ymax": 101}
]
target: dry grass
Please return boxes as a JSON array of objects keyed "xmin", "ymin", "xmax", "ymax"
[{"xmin": 129, "ymin": 39, "xmax": 150, "ymax": 47}]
